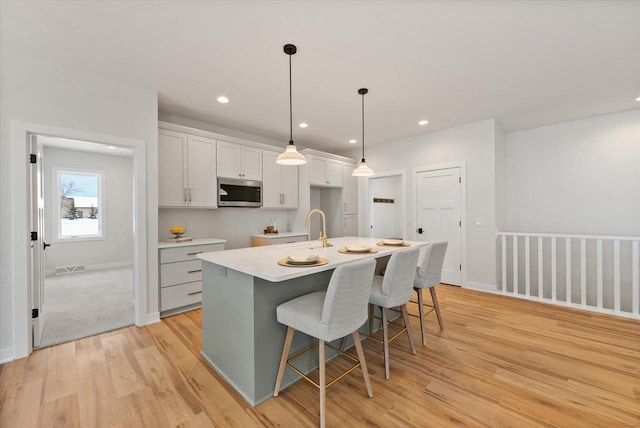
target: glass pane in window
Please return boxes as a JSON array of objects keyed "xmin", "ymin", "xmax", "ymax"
[{"xmin": 59, "ymin": 171, "xmax": 102, "ymax": 238}]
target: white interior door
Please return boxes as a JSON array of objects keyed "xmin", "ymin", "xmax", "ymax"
[
  {"xmin": 416, "ymin": 167, "xmax": 461, "ymax": 285},
  {"xmin": 30, "ymin": 135, "xmax": 46, "ymax": 347}
]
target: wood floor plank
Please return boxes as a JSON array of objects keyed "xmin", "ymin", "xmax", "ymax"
[{"xmin": 2, "ymin": 285, "xmax": 639, "ymax": 427}]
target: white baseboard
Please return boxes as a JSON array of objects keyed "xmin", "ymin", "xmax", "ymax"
[
  {"xmin": 143, "ymin": 312, "xmax": 161, "ymax": 325},
  {"xmin": 0, "ymin": 347, "xmax": 14, "ymax": 364},
  {"xmin": 46, "ymin": 260, "xmax": 133, "ymax": 276},
  {"xmin": 464, "ymin": 281, "xmax": 499, "ymax": 292}
]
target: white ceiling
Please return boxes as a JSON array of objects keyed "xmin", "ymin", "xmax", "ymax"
[{"xmin": 3, "ymin": 1, "xmax": 639, "ymax": 154}]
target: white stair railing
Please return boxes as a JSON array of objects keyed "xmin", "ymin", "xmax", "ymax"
[{"xmin": 497, "ymin": 232, "xmax": 639, "ymax": 319}]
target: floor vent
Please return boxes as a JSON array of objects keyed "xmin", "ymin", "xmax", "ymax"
[{"xmin": 55, "ymin": 265, "xmax": 86, "ymax": 275}]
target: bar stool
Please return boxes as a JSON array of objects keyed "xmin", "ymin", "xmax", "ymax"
[
  {"xmin": 273, "ymin": 258, "xmax": 376, "ymax": 428},
  {"xmin": 413, "ymin": 241, "xmax": 448, "ymax": 345},
  {"xmin": 368, "ymin": 247, "xmax": 420, "ymax": 379}
]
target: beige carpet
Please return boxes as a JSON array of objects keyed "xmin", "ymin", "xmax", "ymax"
[{"xmin": 39, "ymin": 266, "xmax": 134, "ymax": 348}]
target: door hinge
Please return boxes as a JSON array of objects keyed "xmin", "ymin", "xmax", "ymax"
[
  {"xmin": 32, "ymin": 308, "xmax": 39, "ymax": 318},
  {"xmin": 458, "ymin": 177, "xmax": 461, "ymax": 183},
  {"xmin": 30, "ymin": 154, "xmax": 37, "ymax": 164},
  {"xmin": 459, "ymin": 220, "xmax": 461, "ymax": 227},
  {"xmin": 31, "ymin": 231, "xmax": 38, "ymax": 241},
  {"xmin": 459, "ymin": 264, "xmax": 462, "ymax": 271}
]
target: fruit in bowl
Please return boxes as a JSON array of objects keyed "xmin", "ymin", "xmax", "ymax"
[{"xmin": 170, "ymin": 226, "xmax": 186, "ymax": 237}]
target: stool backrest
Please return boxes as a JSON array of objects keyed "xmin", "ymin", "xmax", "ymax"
[
  {"xmin": 321, "ymin": 259, "xmax": 376, "ymax": 336},
  {"xmin": 381, "ymin": 247, "xmax": 420, "ymax": 303},
  {"xmin": 416, "ymin": 241, "xmax": 448, "ymax": 288}
]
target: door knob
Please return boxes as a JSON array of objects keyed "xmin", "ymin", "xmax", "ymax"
[{"xmin": 417, "ymin": 228, "xmax": 423, "ymax": 234}]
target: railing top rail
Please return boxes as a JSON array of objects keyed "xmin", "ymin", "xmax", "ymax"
[{"xmin": 497, "ymin": 231, "xmax": 640, "ymax": 241}]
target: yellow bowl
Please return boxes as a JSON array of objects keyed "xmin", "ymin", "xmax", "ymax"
[{"xmin": 170, "ymin": 226, "xmax": 185, "ymax": 235}]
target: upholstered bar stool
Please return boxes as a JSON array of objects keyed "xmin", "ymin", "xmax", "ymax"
[
  {"xmin": 413, "ymin": 241, "xmax": 448, "ymax": 345},
  {"xmin": 368, "ymin": 247, "xmax": 420, "ymax": 379},
  {"xmin": 273, "ymin": 259, "xmax": 376, "ymax": 428}
]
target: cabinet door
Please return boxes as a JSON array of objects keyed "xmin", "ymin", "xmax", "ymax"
[
  {"xmin": 326, "ymin": 159, "xmax": 344, "ymax": 187},
  {"xmin": 216, "ymin": 140, "xmax": 242, "ymax": 179},
  {"xmin": 308, "ymin": 156, "xmax": 326, "ymax": 185},
  {"xmin": 158, "ymin": 129, "xmax": 187, "ymax": 207},
  {"xmin": 281, "ymin": 161, "xmax": 298, "ymax": 208},
  {"xmin": 242, "ymin": 146, "xmax": 263, "ymax": 181},
  {"xmin": 187, "ymin": 135, "xmax": 217, "ymax": 207},
  {"xmin": 342, "ymin": 164, "xmax": 358, "ymax": 214},
  {"xmin": 344, "ymin": 215, "xmax": 358, "ymax": 237},
  {"xmin": 261, "ymin": 150, "xmax": 281, "ymax": 208}
]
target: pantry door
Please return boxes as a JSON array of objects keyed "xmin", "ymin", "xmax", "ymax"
[{"xmin": 415, "ymin": 167, "xmax": 462, "ymax": 285}]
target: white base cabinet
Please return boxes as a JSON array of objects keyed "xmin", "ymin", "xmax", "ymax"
[{"xmin": 159, "ymin": 240, "xmax": 225, "ymax": 315}]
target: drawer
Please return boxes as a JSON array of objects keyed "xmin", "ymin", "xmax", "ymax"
[
  {"xmin": 160, "ymin": 259, "xmax": 202, "ymax": 288},
  {"xmin": 268, "ymin": 235, "xmax": 308, "ymax": 245},
  {"xmin": 160, "ymin": 243, "xmax": 224, "ymax": 263},
  {"xmin": 160, "ymin": 281, "xmax": 202, "ymax": 311}
]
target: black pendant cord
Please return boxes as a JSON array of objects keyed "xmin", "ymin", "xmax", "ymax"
[
  {"xmin": 358, "ymin": 88, "xmax": 368, "ymax": 162},
  {"xmin": 288, "ymin": 52, "xmax": 293, "ymax": 145}
]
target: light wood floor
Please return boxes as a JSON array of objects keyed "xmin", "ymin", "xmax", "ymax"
[{"xmin": 1, "ymin": 285, "xmax": 639, "ymax": 427}]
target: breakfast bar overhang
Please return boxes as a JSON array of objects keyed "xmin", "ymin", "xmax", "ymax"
[{"xmin": 197, "ymin": 237, "xmax": 427, "ymax": 406}]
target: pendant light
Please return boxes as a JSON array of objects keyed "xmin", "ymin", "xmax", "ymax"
[
  {"xmin": 352, "ymin": 88, "xmax": 375, "ymax": 176},
  {"xmin": 276, "ymin": 44, "xmax": 307, "ymax": 165}
]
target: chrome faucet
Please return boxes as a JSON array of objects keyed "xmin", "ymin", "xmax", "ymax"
[{"xmin": 305, "ymin": 209, "xmax": 332, "ymax": 247}]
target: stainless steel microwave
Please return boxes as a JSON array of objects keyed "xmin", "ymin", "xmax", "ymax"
[{"xmin": 218, "ymin": 178, "xmax": 262, "ymax": 207}]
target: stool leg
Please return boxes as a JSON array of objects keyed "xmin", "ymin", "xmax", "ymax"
[
  {"xmin": 430, "ymin": 287, "xmax": 444, "ymax": 330},
  {"xmin": 368, "ymin": 303, "xmax": 374, "ymax": 335},
  {"xmin": 273, "ymin": 326, "xmax": 295, "ymax": 397},
  {"xmin": 381, "ymin": 306, "xmax": 390, "ymax": 380},
  {"xmin": 416, "ymin": 288, "xmax": 427, "ymax": 346},
  {"xmin": 401, "ymin": 304, "xmax": 416, "ymax": 355},
  {"xmin": 319, "ymin": 339, "xmax": 326, "ymax": 428},
  {"xmin": 352, "ymin": 331, "xmax": 373, "ymax": 398}
]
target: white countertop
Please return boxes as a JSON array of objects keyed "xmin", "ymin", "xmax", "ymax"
[
  {"xmin": 158, "ymin": 237, "xmax": 227, "ymax": 249},
  {"xmin": 251, "ymin": 231, "xmax": 309, "ymax": 239},
  {"xmin": 197, "ymin": 236, "xmax": 427, "ymax": 282}
]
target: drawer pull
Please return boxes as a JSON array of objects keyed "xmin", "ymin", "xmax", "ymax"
[
  {"xmin": 187, "ymin": 251, "xmax": 203, "ymax": 255},
  {"xmin": 188, "ymin": 291, "xmax": 203, "ymax": 296},
  {"xmin": 188, "ymin": 269, "xmax": 202, "ymax": 274}
]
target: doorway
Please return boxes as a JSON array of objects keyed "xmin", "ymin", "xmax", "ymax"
[
  {"xmin": 414, "ymin": 165, "xmax": 464, "ymax": 286},
  {"xmin": 365, "ymin": 170, "xmax": 407, "ymax": 239},
  {"xmin": 32, "ymin": 135, "xmax": 135, "ymax": 348}
]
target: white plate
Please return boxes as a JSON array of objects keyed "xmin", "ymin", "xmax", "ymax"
[
  {"xmin": 287, "ymin": 253, "xmax": 319, "ymax": 264},
  {"xmin": 382, "ymin": 239, "xmax": 404, "ymax": 245},
  {"xmin": 345, "ymin": 246, "xmax": 372, "ymax": 253}
]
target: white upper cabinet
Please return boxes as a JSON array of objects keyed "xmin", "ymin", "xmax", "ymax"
[
  {"xmin": 158, "ymin": 129, "xmax": 217, "ymax": 208},
  {"xmin": 342, "ymin": 163, "xmax": 358, "ymax": 214},
  {"xmin": 308, "ymin": 155, "xmax": 344, "ymax": 187},
  {"xmin": 216, "ymin": 140, "xmax": 262, "ymax": 181},
  {"xmin": 262, "ymin": 150, "xmax": 298, "ymax": 209}
]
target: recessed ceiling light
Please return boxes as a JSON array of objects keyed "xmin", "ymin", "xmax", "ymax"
[
  {"xmin": 299, "ymin": 122, "xmax": 308, "ymax": 128},
  {"xmin": 349, "ymin": 139, "xmax": 357, "ymax": 144},
  {"xmin": 217, "ymin": 96, "xmax": 229, "ymax": 104},
  {"xmin": 107, "ymin": 146, "xmax": 117, "ymax": 150},
  {"xmin": 418, "ymin": 120, "xmax": 429, "ymax": 126},
  {"xmin": 636, "ymin": 96, "xmax": 640, "ymax": 102}
]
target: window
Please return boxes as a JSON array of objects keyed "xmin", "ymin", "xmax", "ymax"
[{"xmin": 54, "ymin": 168, "xmax": 104, "ymax": 240}]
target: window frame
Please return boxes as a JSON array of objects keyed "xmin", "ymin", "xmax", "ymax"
[{"xmin": 53, "ymin": 167, "xmax": 106, "ymax": 242}]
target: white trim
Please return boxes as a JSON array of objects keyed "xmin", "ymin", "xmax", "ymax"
[
  {"xmin": 11, "ymin": 120, "xmax": 148, "ymax": 359},
  {"xmin": 497, "ymin": 231, "xmax": 639, "ymax": 241},
  {"xmin": 0, "ymin": 347, "xmax": 14, "ymax": 364},
  {"xmin": 464, "ymin": 281, "xmax": 499, "ymax": 292},
  {"xmin": 363, "ymin": 169, "xmax": 408, "ymax": 240},
  {"xmin": 411, "ymin": 161, "xmax": 467, "ymax": 287},
  {"xmin": 145, "ymin": 312, "xmax": 161, "ymax": 325}
]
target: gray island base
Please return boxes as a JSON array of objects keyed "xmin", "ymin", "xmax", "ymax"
[{"xmin": 198, "ymin": 237, "xmax": 427, "ymax": 406}]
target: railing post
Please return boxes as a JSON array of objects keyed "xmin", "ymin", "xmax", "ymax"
[
  {"xmin": 513, "ymin": 235, "xmax": 518, "ymax": 296},
  {"xmin": 614, "ymin": 240, "xmax": 620, "ymax": 312},
  {"xmin": 501, "ymin": 235, "xmax": 507, "ymax": 294},
  {"xmin": 633, "ymin": 240, "xmax": 639, "ymax": 317},
  {"xmin": 580, "ymin": 239, "xmax": 586, "ymax": 307},
  {"xmin": 565, "ymin": 238, "xmax": 571, "ymax": 305},
  {"xmin": 551, "ymin": 237, "xmax": 557, "ymax": 303},
  {"xmin": 525, "ymin": 236, "xmax": 530, "ymax": 298},
  {"xmin": 538, "ymin": 236, "xmax": 543, "ymax": 300},
  {"xmin": 597, "ymin": 240, "xmax": 603, "ymax": 310}
]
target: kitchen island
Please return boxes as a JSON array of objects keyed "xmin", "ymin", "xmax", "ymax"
[{"xmin": 197, "ymin": 236, "xmax": 427, "ymax": 406}]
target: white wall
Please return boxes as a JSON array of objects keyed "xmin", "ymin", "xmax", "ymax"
[
  {"xmin": 345, "ymin": 119, "xmax": 498, "ymax": 290},
  {"xmin": 506, "ymin": 109, "xmax": 640, "ymax": 236},
  {"xmin": 43, "ymin": 147, "xmax": 133, "ymax": 272},
  {"xmin": 0, "ymin": 49, "xmax": 158, "ymax": 361}
]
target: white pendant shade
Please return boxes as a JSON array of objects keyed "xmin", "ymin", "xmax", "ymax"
[
  {"xmin": 352, "ymin": 160, "xmax": 375, "ymax": 176},
  {"xmin": 276, "ymin": 144, "xmax": 307, "ymax": 165}
]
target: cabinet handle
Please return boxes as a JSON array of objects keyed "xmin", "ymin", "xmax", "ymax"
[
  {"xmin": 184, "ymin": 188, "xmax": 188, "ymax": 202},
  {"xmin": 187, "ymin": 251, "xmax": 203, "ymax": 255},
  {"xmin": 188, "ymin": 269, "xmax": 202, "ymax": 274},
  {"xmin": 344, "ymin": 202, "xmax": 346, "ymax": 211},
  {"xmin": 188, "ymin": 188, "xmax": 193, "ymax": 201},
  {"xmin": 188, "ymin": 291, "xmax": 202, "ymax": 296}
]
